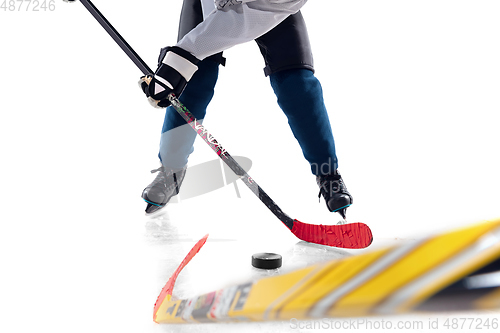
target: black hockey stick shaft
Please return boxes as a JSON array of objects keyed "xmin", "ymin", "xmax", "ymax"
[
  {"xmin": 78, "ymin": 0, "xmax": 153, "ymax": 75},
  {"xmin": 71, "ymin": 0, "xmax": 373, "ymax": 248}
]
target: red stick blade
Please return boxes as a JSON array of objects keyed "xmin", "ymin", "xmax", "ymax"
[{"xmin": 291, "ymin": 220, "xmax": 373, "ymax": 249}]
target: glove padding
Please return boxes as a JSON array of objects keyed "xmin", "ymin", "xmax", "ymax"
[{"xmin": 139, "ymin": 46, "xmax": 200, "ymax": 108}]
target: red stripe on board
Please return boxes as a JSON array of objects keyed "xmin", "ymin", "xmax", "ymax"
[{"xmin": 153, "ymin": 234, "xmax": 209, "ymax": 322}]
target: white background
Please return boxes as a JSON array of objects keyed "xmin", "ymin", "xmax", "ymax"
[{"xmin": 1, "ymin": 1, "xmax": 499, "ymax": 332}]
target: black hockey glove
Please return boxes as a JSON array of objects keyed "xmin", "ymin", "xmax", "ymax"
[{"xmin": 139, "ymin": 46, "xmax": 200, "ymax": 108}]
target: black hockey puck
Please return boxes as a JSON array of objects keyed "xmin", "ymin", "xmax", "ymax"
[{"xmin": 251, "ymin": 253, "xmax": 282, "ymax": 269}]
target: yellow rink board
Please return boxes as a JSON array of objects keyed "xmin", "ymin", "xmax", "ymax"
[{"xmin": 155, "ymin": 218, "xmax": 500, "ymax": 323}]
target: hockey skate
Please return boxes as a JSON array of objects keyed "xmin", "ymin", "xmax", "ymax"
[
  {"xmin": 317, "ymin": 171, "xmax": 353, "ymax": 220},
  {"xmin": 142, "ymin": 165, "xmax": 187, "ymax": 215}
]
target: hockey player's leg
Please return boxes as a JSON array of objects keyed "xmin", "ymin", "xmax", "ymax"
[
  {"xmin": 143, "ymin": 59, "xmax": 220, "ymax": 214},
  {"xmin": 269, "ymin": 69, "xmax": 353, "ymax": 219},
  {"xmin": 254, "ymin": 12, "xmax": 352, "ymax": 219}
]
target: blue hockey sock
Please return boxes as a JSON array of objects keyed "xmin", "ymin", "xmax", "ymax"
[{"xmin": 270, "ymin": 69, "xmax": 338, "ymax": 175}]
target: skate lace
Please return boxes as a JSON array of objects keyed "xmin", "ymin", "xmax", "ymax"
[
  {"xmin": 149, "ymin": 166, "xmax": 181, "ymax": 192},
  {"xmin": 149, "ymin": 166, "xmax": 169, "ymax": 186},
  {"xmin": 151, "ymin": 166, "xmax": 164, "ymax": 174}
]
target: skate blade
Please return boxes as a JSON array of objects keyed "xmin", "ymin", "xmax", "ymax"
[{"xmin": 145, "ymin": 201, "xmax": 168, "ymax": 219}]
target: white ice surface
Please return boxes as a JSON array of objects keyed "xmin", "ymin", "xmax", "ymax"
[{"xmin": 1, "ymin": 1, "xmax": 500, "ymax": 333}]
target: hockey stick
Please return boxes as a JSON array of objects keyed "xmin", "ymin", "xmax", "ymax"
[
  {"xmin": 153, "ymin": 234, "xmax": 209, "ymax": 322},
  {"xmin": 67, "ymin": 0, "xmax": 373, "ymax": 249}
]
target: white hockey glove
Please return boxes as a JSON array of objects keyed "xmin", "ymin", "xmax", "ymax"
[{"xmin": 139, "ymin": 46, "xmax": 199, "ymax": 108}]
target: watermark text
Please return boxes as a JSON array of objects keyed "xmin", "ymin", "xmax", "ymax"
[{"xmin": 289, "ymin": 317, "xmax": 499, "ymax": 330}]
